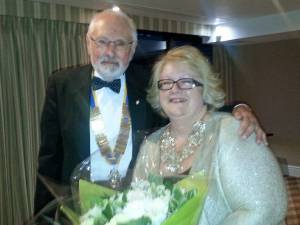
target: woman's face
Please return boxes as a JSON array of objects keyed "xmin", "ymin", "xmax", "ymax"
[{"xmin": 159, "ymin": 61, "xmax": 204, "ymax": 121}]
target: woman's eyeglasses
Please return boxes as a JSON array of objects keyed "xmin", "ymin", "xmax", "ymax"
[{"xmin": 157, "ymin": 78, "xmax": 203, "ymax": 90}]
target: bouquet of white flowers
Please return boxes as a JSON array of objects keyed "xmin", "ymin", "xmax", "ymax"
[{"xmin": 60, "ymin": 172, "xmax": 208, "ymax": 225}]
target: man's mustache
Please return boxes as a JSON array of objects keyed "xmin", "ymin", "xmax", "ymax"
[{"xmin": 99, "ymin": 56, "xmax": 119, "ymax": 65}]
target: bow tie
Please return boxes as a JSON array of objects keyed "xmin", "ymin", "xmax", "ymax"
[{"xmin": 92, "ymin": 76, "xmax": 121, "ymax": 93}]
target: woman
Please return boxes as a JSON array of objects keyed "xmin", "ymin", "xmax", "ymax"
[{"xmin": 133, "ymin": 45, "xmax": 287, "ymax": 224}]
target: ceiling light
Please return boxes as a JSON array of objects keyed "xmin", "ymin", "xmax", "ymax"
[{"xmin": 112, "ymin": 6, "xmax": 120, "ymax": 12}]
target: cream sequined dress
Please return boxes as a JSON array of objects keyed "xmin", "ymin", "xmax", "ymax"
[{"xmin": 133, "ymin": 112, "xmax": 287, "ymax": 225}]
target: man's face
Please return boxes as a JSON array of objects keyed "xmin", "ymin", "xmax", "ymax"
[{"xmin": 86, "ymin": 13, "xmax": 136, "ymax": 81}]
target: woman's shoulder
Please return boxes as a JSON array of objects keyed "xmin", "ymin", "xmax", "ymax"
[
  {"xmin": 213, "ymin": 112, "xmax": 271, "ymax": 161},
  {"xmin": 210, "ymin": 112, "xmax": 239, "ymax": 133},
  {"xmin": 212, "ymin": 112, "xmax": 245, "ymax": 147},
  {"xmin": 214, "ymin": 112, "xmax": 238, "ymax": 126},
  {"xmin": 145, "ymin": 126, "xmax": 166, "ymax": 143}
]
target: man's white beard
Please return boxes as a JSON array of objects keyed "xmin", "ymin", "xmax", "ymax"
[{"xmin": 93, "ymin": 57, "xmax": 127, "ymax": 81}]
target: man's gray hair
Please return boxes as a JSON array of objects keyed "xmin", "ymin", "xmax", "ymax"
[{"xmin": 88, "ymin": 8, "xmax": 137, "ymax": 42}]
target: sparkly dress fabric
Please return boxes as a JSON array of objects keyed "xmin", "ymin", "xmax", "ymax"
[{"xmin": 133, "ymin": 112, "xmax": 287, "ymax": 225}]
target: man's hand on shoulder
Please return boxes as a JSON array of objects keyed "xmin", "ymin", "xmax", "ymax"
[{"xmin": 233, "ymin": 104, "xmax": 268, "ymax": 145}]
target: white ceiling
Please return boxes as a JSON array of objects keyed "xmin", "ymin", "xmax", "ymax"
[
  {"xmin": 33, "ymin": 0, "xmax": 300, "ymax": 42},
  {"xmin": 33, "ymin": 0, "xmax": 300, "ymax": 24},
  {"xmin": 111, "ymin": 0, "xmax": 300, "ymax": 25}
]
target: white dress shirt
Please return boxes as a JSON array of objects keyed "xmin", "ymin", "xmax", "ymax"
[{"xmin": 89, "ymin": 72, "xmax": 132, "ymax": 181}]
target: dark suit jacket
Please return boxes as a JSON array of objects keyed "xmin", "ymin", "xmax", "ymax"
[{"xmin": 34, "ymin": 63, "xmax": 166, "ymax": 213}]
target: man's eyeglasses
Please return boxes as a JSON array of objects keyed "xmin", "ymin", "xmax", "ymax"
[
  {"xmin": 157, "ymin": 78, "xmax": 203, "ymax": 90},
  {"xmin": 89, "ymin": 36, "xmax": 134, "ymax": 52}
]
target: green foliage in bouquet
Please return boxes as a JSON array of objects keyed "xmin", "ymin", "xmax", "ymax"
[
  {"xmin": 60, "ymin": 180, "xmax": 118, "ymax": 225},
  {"xmin": 79, "ymin": 180, "xmax": 117, "ymax": 213},
  {"xmin": 118, "ymin": 216, "xmax": 151, "ymax": 225},
  {"xmin": 60, "ymin": 204, "xmax": 81, "ymax": 225},
  {"xmin": 161, "ymin": 172, "xmax": 208, "ymax": 225},
  {"xmin": 60, "ymin": 171, "xmax": 208, "ymax": 225}
]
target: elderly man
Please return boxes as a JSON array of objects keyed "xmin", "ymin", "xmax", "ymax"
[{"xmin": 34, "ymin": 8, "xmax": 266, "ymax": 213}]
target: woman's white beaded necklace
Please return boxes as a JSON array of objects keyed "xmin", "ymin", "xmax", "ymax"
[{"xmin": 160, "ymin": 120, "xmax": 206, "ymax": 174}]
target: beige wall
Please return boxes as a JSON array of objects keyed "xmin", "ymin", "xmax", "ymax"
[{"xmin": 224, "ymin": 38, "xmax": 300, "ymax": 166}]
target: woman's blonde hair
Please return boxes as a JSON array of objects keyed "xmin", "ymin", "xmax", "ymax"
[{"xmin": 147, "ymin": 45, "xmax": 225, "ymax": 117}]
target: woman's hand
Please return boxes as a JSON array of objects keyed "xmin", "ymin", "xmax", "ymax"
[{"xmin": 233, "ymin": 104, "xmax": 268, "ymax": 145}]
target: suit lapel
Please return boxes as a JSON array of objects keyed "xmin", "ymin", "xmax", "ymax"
[
  {"xmin": 125, "ymin": 68, "xmax": 152, "ymax": 168},
  {"xmin": 68, "ymin": 65, "xmax": 93, "ymax": 160},
  {"xmin": 126, "ymin": 76, "xmax": 147, "ymax": 132}
]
